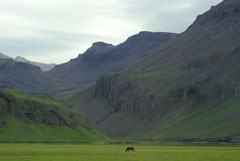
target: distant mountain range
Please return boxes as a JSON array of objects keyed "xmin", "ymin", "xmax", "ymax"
[
  {"xmin": 0, "ymin": 58, "xmax": 75, "ymax": 94},
  {"xmin": 48, "ymin": 31, "xmax": 177, "ymax": 86},
  {"xmin": 0, "ymin": 53, "xmax": 56, "ymax": 71},
  {"xmin": 0, "ymin": 32, "xmax": 176, "ymax": 94},
  {"xmin": 57, "ymin": 0, "xmax": 240, "ymax": 141}
]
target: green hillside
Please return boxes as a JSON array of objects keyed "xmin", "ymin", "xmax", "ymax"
[
  {"xmin": 0, "ymin": 89, "xmax": 110, "ymax": 142},
  {"xmin": 55, "ymin": 0, "xmax": 240, "ymax": 142},
  {"xmin": 56, "ymin": 89, "xmax": 240, "ymax": 141}
]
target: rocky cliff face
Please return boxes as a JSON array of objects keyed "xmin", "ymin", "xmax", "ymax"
[
  {"xmin": 84, "ymin": 42, "xmax": 114, "ymax": 55},
  {"xmin": 92, "ymin": 74, "xmax": 168, "ymax": 120},
  {"xmin": 0, "ymin": 91, "xmax": 91, "ymax": 130},
  {"xmin": 87, "ymin": 0, "xmax": 240, "ymax": 121},
  {"xmin": 0, "ymin": 89, "xmax": 110, "ymax": 142},
  {"xmin": 91, "ymin": 72, "xmax": 237, "ymax": 121}
]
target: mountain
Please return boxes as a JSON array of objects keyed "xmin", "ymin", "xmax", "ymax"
[
  {"xmin": 0, "ymin": 58, "xmax": 75, "ymax": 94},
  {"xmin": 14, "ymin": 56, "xmax": 56, "ymax": 71},
  {"xmin": 57, "ymin": 0, "xmax": 240, "ymax": 141},
  {"xmin": 0, "ymin": 53, "xmax": 11, "ymax": 59},
  {"xmin": 0, "ymin": 89, "xmax": 109, "ymax": 142},
  {"xmin": 0, "ymin": 53, "xmax": 56, "ymax": 71},
  {"xmin": 48, "ymin": 32, "xmax": 177, "ymax": 86}
]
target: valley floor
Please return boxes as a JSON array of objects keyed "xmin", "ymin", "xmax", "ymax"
[{"xmin": 0, "ymin": 143, "xmax": 240, "ymax": 161}]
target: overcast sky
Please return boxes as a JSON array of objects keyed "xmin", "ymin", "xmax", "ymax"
[{"xmin": 0, "ymin": 0, "xmax": 223, "ymax": 64}]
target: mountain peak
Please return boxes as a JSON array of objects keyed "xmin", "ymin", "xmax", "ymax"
[
  {"xmin": 15, "ymin": 56, "xmax": 28, "ymax": 62},
  {"xmin": 191, "ymin": 0, "xmax": 240, "ymax": 27},
  {"xmin": 124, "ymin": 31, "xmax": 177, "ymax": 46},
  {"xmin": 92, "ymin": 41, "xmax": 113, "ymax": 47},
  {"xmin": 84, "ymin": 42, "xmax": 114, "ymax": 55}
]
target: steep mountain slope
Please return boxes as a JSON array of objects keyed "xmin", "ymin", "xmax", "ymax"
[
  {"xmin": 14, "ymin": 56, "xmax": 56, "ymax": 71},
  {"xmin": 0, "ymin": 58, "xmax": 75, "ymax": 94},
  {"xmin": 58, "ymin": 0, "xmax": 240, "ymax": 141},
  {"xmin": 48, "ymin": 32, "xmax": 176, "ymax": 86},
  {"xmin": 0, "ymin": 89, "xmax": 109, "ymax": 142}
]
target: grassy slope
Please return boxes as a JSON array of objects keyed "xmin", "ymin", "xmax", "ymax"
[
  {"xmin": 0, "ymin": 89, "xmax": 110, "ymax": 142},
  {"xmin": 54, "ymin": 2, "xmax": 240, "ymax": 141},
  {"xmin": 55, "ymin": 85, "xmax": 240, "ymax": 141},
  {"xmin": 0, "ymin": 117, "xmax": 108, "ymax": 142},
  {"xmin": 0, "ymin": 144, "xmax": 240, "ymax": 161},
  {"xmin": 54, "ymin": 86, "xmax": 92, "ymax": 109},
  {"xmin": 146, "ymin": 96, "xmax": 240, "ymax": 140},
  {"xmin": 54, "ymin": 27, "xmax": 240, "ymax": 141},
  {"xmin": 0, "ymin": 89, "xmax": 61, "ymax": 105}
]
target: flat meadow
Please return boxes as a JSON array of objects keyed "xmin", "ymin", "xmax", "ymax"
[{"xmin": 0, "ymin": 143, "xmax": 240, "ymax": 161}]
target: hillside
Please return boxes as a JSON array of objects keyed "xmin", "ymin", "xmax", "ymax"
[
  {"xmin": 48, "ymin": 32, "xmax": 176, "ymax": 86},
  {"xmin": 0, "ymin": 58, "xmax": 75, "ymax": 94},
  {"xmin": 0, "ymin": 89, "xmax": 109, "ymax": 142},
  {"xmin": 57, "ymin": 0, "xmax": 240, "ymax": 141}
]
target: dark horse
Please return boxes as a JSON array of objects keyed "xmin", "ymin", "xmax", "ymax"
[{"xmin": 126, "ymin": 147, "xmax": 135, "ymax": 152}]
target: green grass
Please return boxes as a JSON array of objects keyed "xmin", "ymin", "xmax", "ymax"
[
  {"xmin": 0, "ymin": 117, "xmax": 109, "ymax": 142},
  {"xmin": 151, "ymin": 95, "xmax": 240, "ymax": 140},
  {"xmin": 0, "ymin": 88, "xmax": 110, "ymax": 142},
  {"xmin": 112, "ymin": 110, "xmax": 133, "ymax": 128},
  {"xmin": 54, "ymin": 86, "xmax": 92, "ymax": 109},
  {"xmin": 0, "ymin": 144, "xmax": 240, "ymax": 161},
  {"xmin": 0, "ymin": 89, "xmax": 61, "ymax": 105}
]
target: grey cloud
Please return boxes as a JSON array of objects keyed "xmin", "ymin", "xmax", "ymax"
[
  {"xmin": 30, "ymin": 28, "xmax": 115, "ymax": 43},
  {"xmin": 0, "ymin": 0, "xmax": 224, "ymax": 63},
  {"xmin": 0, "ymin": 38, "xmax": 70, "ymax": 56}
]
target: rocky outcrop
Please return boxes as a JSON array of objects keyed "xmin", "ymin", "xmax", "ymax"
[
  {"xmin": 84, "ymin": 42, "xmax": 114, "ymax": 55},
  {"xmin": 0, "ymin": 92, "xmax": 92, "ymax": 130},
  {"xmin": 190, "ymin": 0, "xmax": 240, "ymax": 29},
  {"xmin": 91, "ymin": 74, "xmax": 180, "ymax": 120},
  {"xmin": 90, "ymin": 66, "xmax": 238, "ymax": 120}
]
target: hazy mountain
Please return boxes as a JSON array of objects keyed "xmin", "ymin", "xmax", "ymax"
[
  {"xmin": 0, "ymin": 53, "xmax": 11, "ymax": 59},
  {"xmin": 0, "ymin": 58, "xmax": 75, "ymax": 94},
  {"xmin": 48, "ymin": 31, "xmax": 177, "ymax": 86},
  {"xmin": 58, "ymin": 0, "xmax": 240, "ymax": 141},
  {"xmin": 0, "ymin": 89, "xmax": 109, "ymax": 142},
  {"xmin": 14, "ymin": 56, "xmax": 56, "ymax": 71},
  {"xmin": 0, "ymin": 53, "xmax": 56, "ymax": 71}
]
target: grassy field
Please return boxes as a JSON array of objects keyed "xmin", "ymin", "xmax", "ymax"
[{"xmin": 0, "ymin": 144, "xmax": 240, "ymax": 161}]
